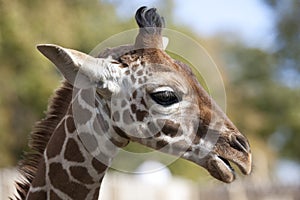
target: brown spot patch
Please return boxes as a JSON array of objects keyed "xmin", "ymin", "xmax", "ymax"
[
  {"xmin": 121, "ymin": 100, "xmax": 127, "ymax": 107},
  {"xmin": 92, "ymin": 187, "xmax": 100, "ymax": 200},
  {"xmin": 75, "ymin": 108, "xmax": 92, "ymax": 125},
  {"xmin": 113, "ymin": 111, "xmax": 120, "ymax": 122},
  {"xmin": 161, "ymin": 120, "xmax": 181, "ymax": 137},
  {"xmin": 131, "ymin": 104, "xmax": 137, "ymax": 113},
  {"xmin": 138, "ymin": 78, "xmax": 144, "ymax": 84},
  {"xmin": 136, "ymin": 110, "xmax": 149, "ymax": 122},
  {"xmin": 26, "ymin": 190, "xmax": 47, "ymax": 199},
  {"xmin": 72, "ymin": 98, "xmax": 93, "ymax": 125},
  {"xmin": 156, "ymin": 140, "xmax": 169, "ymax": 149},
  {"xmin": 70, "ymin": 166, "xmax": 94, "ymax": 184},
  {"xmin": 49, "ymin": 163, "xmax": 89, "ymax": 199},
  {"xmin": 92, "ymin": 157, "xmax": 108, "ymax": 174},
  {"xmin": 46, "ymin": 122, "xmax": 66, "ymax": 158},
  {"xmin": 141, "ymin": 97, "xmax": 147, "ymax": 108},
  {"xmin": 31, "ymin": 158, "xmax": 46, "ymax": 187},
  {"xmin": 123, "ymin": 109, "xmax": 134, "ymax": 124},
  {"xmin": 80, "ymin": 88, "xmax": 95, "ymax": 106},
  {"xmin": 113, "ymin": 126, "xmax": 129, "ymax": 140},
  {"xmin": 137, "ymin": 69, "xmax": 144, "ymax": 76},
  {"xmin": 132, "ymin": 91, "xmax": 137, "ymax": 99},
  {"xmin": 78, "ymin": 132, "xmax": 98, "ymax": 153},
  {"xmin": 195, "ymin": 122, "xmax": 209, "ymax": 143},
  {"xmin": 66, "ymin": 116, "xmax": 76, "ymax": 133},
  {"xmin": 130, "ymin": 74, "xmax": 137, "ymax": 83},
  {"xmin": 64, "ymin": 138, "xmax": 85, "ymax": 162}
]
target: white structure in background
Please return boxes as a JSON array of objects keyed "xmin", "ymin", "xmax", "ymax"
[
  {"xmin": 99, "ymin": 161, "xmax": 196, "ymax": 200},
  {"xmin": 134, "ymin": 160, "xmax": 172, "ymax": 186},
  {"xmin": 0, "ymin": 168, "xmax": 18, "ymax": 199}
]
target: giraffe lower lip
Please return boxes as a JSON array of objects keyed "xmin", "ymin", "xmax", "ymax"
[
  {"xmin": 207, "ymin": 155, "xmax": 236, "ymax": 183},
  {"xmin": 218, "ymin": 156, "xmax": 234, "ymax": 172}
]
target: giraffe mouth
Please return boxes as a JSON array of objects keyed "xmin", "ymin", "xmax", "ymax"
[{"xmin": 207, "ymin": 155, "xmax": 236, "ymax": 183}]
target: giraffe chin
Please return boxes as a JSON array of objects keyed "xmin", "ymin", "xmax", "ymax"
[{"xmin": 207, "ymin": 155, "xmax": 236, "ymax": 183}]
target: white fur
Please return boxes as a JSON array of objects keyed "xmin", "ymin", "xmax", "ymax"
[{"xmin": 79, "ymin": 56, "xmax": 124, "ymax": 94}]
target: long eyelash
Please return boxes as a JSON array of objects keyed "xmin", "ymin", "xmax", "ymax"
[{"xmin": 150, "ymin": 90, "xmax": 180, "ymax": 106}]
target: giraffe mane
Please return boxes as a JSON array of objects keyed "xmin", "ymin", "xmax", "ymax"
[{"xmin": 13, "ymin": 81, "xmax": 73, "ymax": 200}]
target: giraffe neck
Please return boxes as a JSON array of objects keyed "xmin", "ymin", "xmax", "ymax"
[
  {"xmin": 25, "ymin": 87, "xmax": 123, "ymax": 200},
  {"xmin": 26, "ymin": 109, "xmax": 109, "ymax": 199}
]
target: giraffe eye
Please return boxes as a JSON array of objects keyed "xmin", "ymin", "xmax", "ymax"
[{"xmin": 150, "ymin": 90, "xmax": 180, "ymax": 106}]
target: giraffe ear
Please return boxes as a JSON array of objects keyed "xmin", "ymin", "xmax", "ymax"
[
  {"xmin": 37, "ymin": 44, "xmax": 89, "ymax": 84},
  {"xmin": 37, "ymin": 44, "xmax": 123, "ymax": 96}
]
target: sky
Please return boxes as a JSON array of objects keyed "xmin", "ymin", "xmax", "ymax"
[{"xmin": 104, "ymin": 0, "xmax": 275, "ymax": 49}]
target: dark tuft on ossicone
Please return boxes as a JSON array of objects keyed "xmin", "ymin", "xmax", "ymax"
[{"xmin": 135, "ymin": 6, "xmax": 165, "ymax": 35}]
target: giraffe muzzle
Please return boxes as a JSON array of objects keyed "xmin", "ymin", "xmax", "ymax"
[{"xmin": 206, "ymin": 133, "xmax": 252, "ymax": 183}]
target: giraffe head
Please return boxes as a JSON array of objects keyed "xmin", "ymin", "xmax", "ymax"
[{"xmin": 37, "ymin": 7, "xmax": 251, "ymax": 183}]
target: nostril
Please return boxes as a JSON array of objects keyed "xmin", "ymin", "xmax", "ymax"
[{"xmin": 230, "ymin": 135, "xmax": 250, "ymax": 153}]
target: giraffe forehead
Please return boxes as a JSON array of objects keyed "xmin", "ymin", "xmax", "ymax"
[
  {"xmin": 120, "ymin": 49, "xmax": 204, "ymax": 99},
  {"xmin": 146, "ymin": 71, "xmax": 191, "ymax": 95}
]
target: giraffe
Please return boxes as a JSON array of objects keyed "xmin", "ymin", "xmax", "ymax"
[{"xmin": 13, "ymin": 6, "xmax": 252, "ymax": 200}]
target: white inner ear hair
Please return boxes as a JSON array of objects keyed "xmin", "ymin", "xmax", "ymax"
[{"xmin": 80, "ymin": 56, "xmax": 124, "ymax": 94}]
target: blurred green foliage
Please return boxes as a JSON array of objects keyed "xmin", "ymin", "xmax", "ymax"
[
  {"xmin": 0, "ymin": 0, "xmax": 133, "ymax": 167},
  {"xmin": 0, "ymin": 0, "xmax": 299, "ymax": 181},
  {"xmin": 220, "ymin": 0, "xmax": 300, "ymax": 161}
]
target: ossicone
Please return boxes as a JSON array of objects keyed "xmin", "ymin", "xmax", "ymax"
[{"xmin": 134, "ymin": 6, "xmax": 165, "ymax": 49}]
